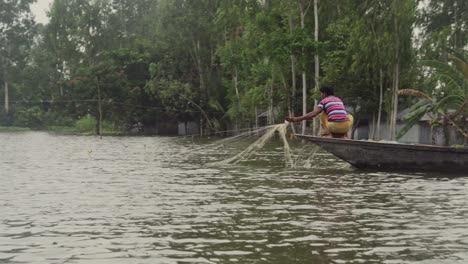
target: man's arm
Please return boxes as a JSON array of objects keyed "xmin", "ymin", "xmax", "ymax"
[{"xmin": 286, "ymin": 106, "xmax": 322, "ymax": 122}]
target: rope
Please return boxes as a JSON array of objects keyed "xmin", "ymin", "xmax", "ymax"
[{"xmin": 181, "ymin": 125, "xmax": 274, "ymax": 138}]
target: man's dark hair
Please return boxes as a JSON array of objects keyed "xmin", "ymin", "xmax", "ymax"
[{"xmin": 320, "ymin": 85, "xmax": 335, "ymax": 96}]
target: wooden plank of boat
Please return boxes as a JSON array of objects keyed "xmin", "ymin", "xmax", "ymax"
[{"xmin": 296, "ymin": 135, "xmax": 468, "ymax": 173}]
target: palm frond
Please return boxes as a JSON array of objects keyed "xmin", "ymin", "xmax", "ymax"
[
  {"xmin": 398, "ymin": 99, "xmax": 432, "ymax": 139},
  {"xmin": 448, "ymin": 54, "xmax": 468, "ymax": 79},
  {"xmin": 448, "ymin": 100, "xmax": 468, "ymax": 119},
  {"xmin": 420, "ymin": 59, "xmax": 465, "ymax": 88},
  {"xmin": 436, "ymin": 73, "xmax": 464, "ymax": 93},
  {"xmin": 397, "ymin": 109, "xmax": 428, "ymax": 139},
  {"xmin": 402, "ymin": 99, "xmax": 432, "ymax": 121},
  {"xmin": 208, "ymin": 98, "xmax": 225, "ymax": 112},
  {"xmin": 396, "ymin": 99, "xmax": 433, "ymax": 139},
  {"xmin": 402, "ymin": 102, "xmax": 432, "ymax": 122},
  {"xmin": 433, "ymin": 95, "xmax": 465, "ymax": 112},
  {"xmin": 398, "ymin": 89, "xmax": 431, "ymax": 99}
]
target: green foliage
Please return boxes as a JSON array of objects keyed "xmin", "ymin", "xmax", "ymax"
[
  {"xmin": 48, "ymin": 118, "xmax": 121, "ymax": 135},
  {"xmin": 0, "ymin": 0, "xmax": 35, "ymax": 74},
  {"xmin": 75, "ymin": 115, "xmax": 97, "ymax": 133},
  {"xmin": 418, "ymin": 0, "xmax": 467, "ymax": 58},
  {"xmin": 2, "ymin": 0, "xmax": 464, "ymax": 140},
  {"xmin": 43, "ymin": 112, "xmax": 75, "ymax": 127},
  {"xmin": 0, "ymin": 126, "xmax": 31, "ymax": 132},
  {"xmin": 101, "ymin": 120, "xmax": 124, "ymax": 135},
  {"xmin": 397, "ymin": 100, "xmax": 432, "ymax": 139},
  {"xmin": 398, "ymin": 54, "xmax": 468, "ymax": 141},
  {"xmin": 47, "ymin": 126, "xmax": 79, "ymax": 133},
  {"xmin": 13, "ymin": 107, "xmax": 45, "ymax": 129}
]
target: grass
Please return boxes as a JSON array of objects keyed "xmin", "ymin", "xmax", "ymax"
[
  {"xmin": 48, "ymin": 125, "xmax": 125, "ymax": 136},
  {"xmin": 47, "ymin": 126, "xmax": 125, "ymax": 136},
  {"xmin": 47, "ymin": 126, "xmax": 79, "ymax": 133},
  {"xmin": 0, "ymin": 126, "xmax": 31, "ymax": 132},
  {"xmin": 101, "ymin": 129, "xmax": 126, "ymax": 136},
  {"xmin": 451, "ymin": 144, "xmax": 467, "ymax": 148}
]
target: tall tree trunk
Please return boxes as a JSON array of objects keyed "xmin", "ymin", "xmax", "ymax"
[
  {"xmin": 2, "ymin": 64, "xmax": 8, "ymax": 113},
  {"xmin": 288, "ymin": 12, "xmax": 297, "ymax": 117},
  {"xmin": 234, "ymin": 67, "xmax": 240, "ymax": 132},
  {"xmin": 299, "ymin": 2, "xmax": 307, "ymax": 134},
  {"xmin": 96, "ymin": 76, "xmax": 102, "ymax": 138},
  {"xmin": 301, "ymin": 71, "xmax": 307, "ymax": 134},
  {"xmin": 281, "ymin": 71, "xmax": 296, "ymax": 135},
  {"xmin": 196, "ymin": 39, "xmax": 207, "ymax": 104},
  {"xmin": 4, "ymin": 80, "xmax": 8, "ymax": 114},
  {"xmin": 226, "ymin": 25, "xmax": 241, "ymax": 132},
  {"xmin": 255, "ymin": 106, "xmax": 259, "ymax": 136},
  {"xmin": 313, "ymin": 0, "xmax": 320, "ymax": 136},
  {"xmin": 394, "ymin": 60, "xmax": 400, "ymax": 141},
  {"xmin": 390, "ymin": 11, "xmax": 400, "ymax": 141},
  {"xmin": 234, "ymin": 67, "xmax": 239, "ymax": 100},
  {"xmin": 390, "ymin": 61, "xmax": 399, "ymax": 140},
  {"xmin": 269, "ymin": 69, "xmax": 275, "ymax": 125},
  {"xmin": 369, "ymin": 19, "xmax": 383, "ymax": 140},
  {"xmin": 191, "ymin": 39, "xmax": 207, "ymax": 135},
  {"xmin": 370, "ymin": 113, "xmax": 376, "ymax": 140},
  {"xmin": 200, "ymin": 117, "xmax": 204, "ymax": 137},
  {"xmin": 376, "ymin": 68, "xmax": 384, "ymax": 140},
  {"xmin": 59, "ymin": 62, "xmax": 64, "ymax": 96}
]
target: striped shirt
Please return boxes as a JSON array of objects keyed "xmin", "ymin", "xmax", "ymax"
[{"xmin": 318, "ymin": 96, "xmax": 349, "ymax": 122}]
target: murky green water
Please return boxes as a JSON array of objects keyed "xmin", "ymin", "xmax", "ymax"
[{"xmin": 1, "ymin": 132, "xmax": 467, "ymax": 264}]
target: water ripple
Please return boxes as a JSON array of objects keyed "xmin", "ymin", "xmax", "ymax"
[{"xmin": 0, "ymin": 132, "xmax": 467, "ymax": 263}]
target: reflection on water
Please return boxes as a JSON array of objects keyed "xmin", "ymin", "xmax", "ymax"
[{"xmin": 0, "ymin": 131, "xmax": 467, "ymax": 264}]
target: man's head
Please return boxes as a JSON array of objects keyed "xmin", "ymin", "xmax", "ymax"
[{"xmin": 319, "ymin": 85, "xmax": 335, "ymax": 99}]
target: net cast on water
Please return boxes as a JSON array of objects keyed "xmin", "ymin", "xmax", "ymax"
[{"xmin": 206, "ymin": 122, "xmax": 296, "ymax": 168}]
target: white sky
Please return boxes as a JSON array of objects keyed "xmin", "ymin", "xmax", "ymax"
[{"xmin": 31, "ymin": 0, "xmax": 54, "ymax": 24}]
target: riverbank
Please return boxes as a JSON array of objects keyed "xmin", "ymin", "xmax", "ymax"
[
  {"xmin": 0, "ymin": 126, "xmax": 125, "ymax": 136},
  {"xmin": 0, "ymin": 115, "xmax": 126, "ymax": 136},
  {"xmin": 0, "ymin": 126, "xmax": 31, "ymax": 132},
  {"xmin": 47, "ymin": 126, "xmax": 125, "ymax": 136}
]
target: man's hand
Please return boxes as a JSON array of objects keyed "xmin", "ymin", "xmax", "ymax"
[{"xmin": 285, "ymin": 117, "xmax": 299, "ymax": 122}]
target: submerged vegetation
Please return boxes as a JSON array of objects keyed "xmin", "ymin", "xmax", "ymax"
[{"xmin": 0, "ymin": 0, "xmax": 466, "ymax": 141}]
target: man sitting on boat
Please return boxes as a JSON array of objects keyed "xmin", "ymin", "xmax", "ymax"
[{"xmin": 285, "ymin": 85, "xmax": 353, "ymax": 138}]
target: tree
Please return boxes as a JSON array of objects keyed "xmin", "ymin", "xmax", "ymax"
[
  {"xmin": 312, "ymin": 0, "xmax": 319, "ymax": 135},
  {"xmin": 387, "ymin": 0, "xmax": 416, "ymax": 140},
  {"xmin": 398, "ymin": 53, "xmax": 468, "ymax": 145},
  {"xmin": 0, "ymin": 0, "xmax": 35, "ymax": 113},
  {"xmin": 418, "ymin": 0, "xmax": 468, "ymax": 61},
  {"xmin": 2, "ymin": 0, "xmax": 459, "ymax": 143},
  {"xmin": 297, "ymin": 0, "xmax": 312, "ymax": 134}
]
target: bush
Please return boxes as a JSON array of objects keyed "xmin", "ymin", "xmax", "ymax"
[
  {"xmin": 101, "ymin": 120, "xmax": 125, "ymax": 135},
  {"xmin": 13, "ymin": 106, "xmax": 44, "ymax": 129},
  {"xmin": 43, "ymin": 112, "xmax": 74, "ymax": 127},
  {"xmin": 75, "ymin": 115, "xmax": 97, "ymax": 133},
  {"xmin": 47, "ymin": 126, "xmax": 78, "ymax": 133},
  {"xmin": 0, "ymin": 110, "xmax": 13, "ymax": 126}
]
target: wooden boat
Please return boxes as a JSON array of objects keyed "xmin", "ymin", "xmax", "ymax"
[{"xmin": 297, "ymin": 135, "xmax": 468, "ymax": 173}]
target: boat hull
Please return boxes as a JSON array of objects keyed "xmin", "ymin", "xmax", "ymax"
[{"xmin": 297, "ymin": 135, "xmax": 468, "ymax": 173}]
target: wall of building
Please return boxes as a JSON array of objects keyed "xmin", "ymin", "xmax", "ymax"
[
  {"xmin": 356, "ymin": 122, "xmax": 464, "ymax": 145},
  {"xmin": 178, "ymin": 121, "xmax": 199, "ymax": 136}
]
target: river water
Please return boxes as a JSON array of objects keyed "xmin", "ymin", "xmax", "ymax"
[{"xmin": 1, "ymin": 132, "xmax": 467, "ymax": 264}]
